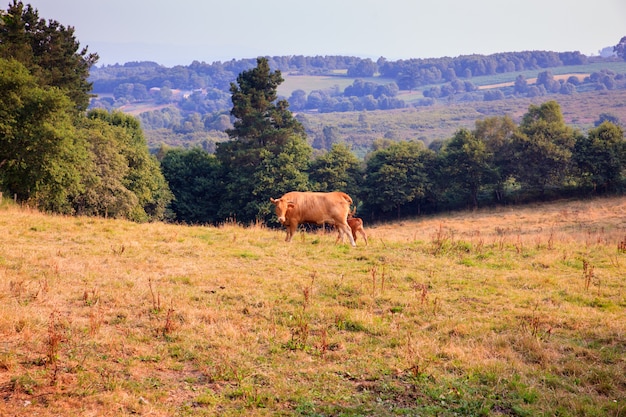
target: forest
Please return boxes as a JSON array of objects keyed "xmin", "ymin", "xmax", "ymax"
[{"xmin": 1, "ymin": 2, "xmax": 625, "ymax": 226}]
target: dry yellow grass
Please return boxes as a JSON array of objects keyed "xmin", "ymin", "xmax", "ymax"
[{"xmin": 0, "ymin": 197, "xmax": 625, "ymax": 416}]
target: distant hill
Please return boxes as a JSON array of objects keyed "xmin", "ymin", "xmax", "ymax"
[{"xmin": 87, "ymin": 54, "xmax": 626, "ymax": 154}]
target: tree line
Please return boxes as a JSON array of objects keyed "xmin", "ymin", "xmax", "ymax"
[{"xmin": 160, "ymin": 58, "xmax": 626, "ymax": 225}]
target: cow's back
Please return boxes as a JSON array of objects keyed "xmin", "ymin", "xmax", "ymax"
[{"xmin": 282, "ymin": 191, "xmax": 351, "ymax": 224}]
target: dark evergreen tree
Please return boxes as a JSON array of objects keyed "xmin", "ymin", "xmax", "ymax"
[
  {"xmin": 216, "ymin": 57, "xmax": 311, "ymax": 224},
  {"xmin": 0, "ymin": 1, "xmax": 98, "ymax": 111}
]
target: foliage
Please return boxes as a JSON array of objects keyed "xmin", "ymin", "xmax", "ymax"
[
  {"xmin": 0, "ymin": 58, "xmax": 86, "ymax": 212},
  {"xmin": 308, "ymin": 143, "xmax": 363, "ymax": 199},
  {"xmin": 85, "ymin": 110, "xmax": 173, "ymax": 221},
  {"xmin": 614, "ymin": 35, "xmax": 626, "ymax": 61},
  {"xmin": 574, "ymin": 121, "xmax": 626, "ymax": 192},
  {"xmin": 215, "ymin": 57, "xmax": 312, "ymax": 224},
  {"xmin": 439, "ymin": 128, "xmax": 492, "ymax": 209},
  {"xmin": 509, "ymin": 101, "xmax": 577, "ymax": 195},
  {"xmin": 160, "ymin": 147, "xmax": 223, "ymax": 223},
  {"xmin": 361, "ymin": 140, "xmax": 435, "ymax": 218},
  {"xmin": 0, "ymin": 1, "xmax": 98, "ymax": 111}
]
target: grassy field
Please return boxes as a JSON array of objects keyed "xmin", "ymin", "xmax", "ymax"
[{"xmin": 0, "ymin": 196, "xmax": 625, "ymax": 416}]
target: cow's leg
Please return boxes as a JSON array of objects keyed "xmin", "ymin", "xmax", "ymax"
[
  {"xmin": 338, "ymin": 223, "xmax": 356, "ymax": 247},
  {"xmin": 335, "ymin": 228, "xmax": 342, "ymax": 244},
  {"xmin": 359, "ymin": 228, "xmax": 368, "ymax": 245},
  {"xmin": 285, "ymin": 223, "xmax": 297, "ymax": 242}
]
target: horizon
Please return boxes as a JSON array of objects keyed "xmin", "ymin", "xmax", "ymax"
[{"xmin": 23, "ymin": 0, "xmax": 626, "ymax": 67}]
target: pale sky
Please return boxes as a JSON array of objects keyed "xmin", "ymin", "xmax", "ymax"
[{"xmin": 22, "ymin": 0, "xmax": 626, "ymax": 67}]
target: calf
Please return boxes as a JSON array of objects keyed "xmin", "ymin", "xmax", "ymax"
[{"xmin": 335, "ymin": 212, "xmax": 368, "ymax": 245}]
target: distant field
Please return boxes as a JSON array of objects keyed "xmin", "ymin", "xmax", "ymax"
[
  {"xmin": 278, "ymin": 61, "xmax": 626, "ymax": 97},
  {"xmin": 477, "ymin": 73, "xmax": 588, "ymax": 90},
  {"xmin": 277, "ymin": 74, "xmax": 396, "ymax": 96}
]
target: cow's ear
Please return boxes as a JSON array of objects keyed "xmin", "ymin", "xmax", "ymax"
[
  {"xmin": 287, "ymin": 202, "xmax": 296, "ymax": 209},
  {"xmin": 270, "ymin": 198, "xmax": 279, "ymax": 204}
]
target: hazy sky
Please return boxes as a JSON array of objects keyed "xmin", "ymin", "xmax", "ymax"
[{"xmin": 23, "ymin": 0, "xmax": 626, "ymax": 67}]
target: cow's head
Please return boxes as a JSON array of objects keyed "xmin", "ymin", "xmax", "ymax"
[{"xmin": 270, "ymin": 197, "xmax": 295, "ymax": 224}]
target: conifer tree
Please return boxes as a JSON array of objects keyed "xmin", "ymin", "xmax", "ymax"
[{"xmin": 216, "ymin": 57, "xmax": 311, "ymax": 224}]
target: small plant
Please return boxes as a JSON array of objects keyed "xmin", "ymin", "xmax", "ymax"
[
  {"xmin": 162, "ymin": 306, "xmax": 177, "ymax": 339},
  {"xmin": 111, "ymin": 244, "xmax": 125, "ymax": 255},
  {"xmin": 148, "ymin": 278, "xmax": 161, "ymax": 313},
  {"xmin": 83, "ymin": 287, "xmax": 99, "ymax": 306},
  {"xmin": 618, "ymin": 236, "xmax": 626, "ymax": 253},
  {"xmin": 582, "ymin": 259, "xmax": 595, "ymax": 291},
  {"xmin": 89, "ymin": 306, "xmax": 104, "ymax": 336},
  {"xmin": 47, "ymin": 310, "xmax": 67, "ymax": 386},
  {"xmin": 414, "ymin": 283, "xmax": 428, "ymax": 306}
]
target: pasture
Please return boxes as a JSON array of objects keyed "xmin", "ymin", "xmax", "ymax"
[{"xmin": 0, "ymin": 197, "xmax": 625, "ymax": 416}]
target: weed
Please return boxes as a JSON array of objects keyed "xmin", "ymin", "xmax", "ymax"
[
  {"xmin": 88, "ymin": 306, "xmax": 103, "ymax": 336},
  {"xmin": 148, "ymin": 277, "xmax": 161, "ymax": 313},
  {"xmin": 46, "ymin": 310, "xmax": 67, "ymax": 386},
  {"xmin": 83, "ymin": 287, "xmax": 99, "ymax": 306},
  {"xmin": 111, "ymin": 244, "xmax": 125, "ymax": 255},
  {"xmin": 162, "ymin": 306, "xmax": 177, "ymax": 339},
  {"xmin": 582, "ymin": 258, "xmax": 595, "ymax": 291}
]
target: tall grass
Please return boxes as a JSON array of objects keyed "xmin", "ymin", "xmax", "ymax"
[{"xmin": 0, "ymin": 197, "xmax": 624, "ymax": 416}]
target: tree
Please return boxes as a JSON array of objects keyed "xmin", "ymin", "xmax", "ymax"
[
  {"xmin": 216, "ymin": 57, "xmax": 312, "ymax": 224},
  {"xmin": 514, "ymin": 74, "xmax": 528, "ymax": 94},
  {"xmin": 573, "ymin": 121, "xmax": 625, "ymax": 192},
  {"xmin": 347, "ymin": 58, "xmax": 376, "ymax": 77},
  {"xmin": 0, "ymin": 58, "xmax": 86, "ymax": 212},
  {"xmin": 72, "ymin": 117, "xmax": 138, "ymax": 218},
  {"xmin": 0, "ymin": 1, "xmax": 98, "ymax": 111},
  {"xmin": 86, "ymin": 109, "xmax": 173, "ymax": 221},
  {"xmin": 510, "ymin": 101, "xmax": 576, "ymax": 196},
  {"xmin": 439, "ymin": 128, "xmax": 492, "ymax": 209},
  {"xmin": 308, "ymin": 143, "xmax": 363, "ymax": 199},
  {"xmin": 473, "ymin": 115, "xmax": 518, "ymax": 201},
  {"xmin": 614, "ymin": 36, "xmax": 626, "ymax": 61},
  {"xmin": 361, "ymin": 141, "xmax": 434, "ymax": 218},
  {"xmin": 160, "ymin": 148, "xmax": 223, "ymax": 223}
]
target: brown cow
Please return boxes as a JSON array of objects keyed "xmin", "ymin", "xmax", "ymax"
[{"xmin": 270, "ymin": 191, "xmax": 356, "ymax": 246}]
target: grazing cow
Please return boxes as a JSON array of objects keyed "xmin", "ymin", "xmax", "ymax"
[{"xmin": 270, "ymin": 191, "xmax": 356, "ymax": 246}]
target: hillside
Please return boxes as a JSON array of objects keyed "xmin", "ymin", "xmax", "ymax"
[
  {"xmin": 1, "ymin": 197, "xmax": 624, "ymax": 416},
  {"xmin": 89, "ymin": 58, "xmax": 626, "ymax": 152},
  {"xmin": 297, "ymin": 88, "xmax": 626, "ymax": 155}
]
